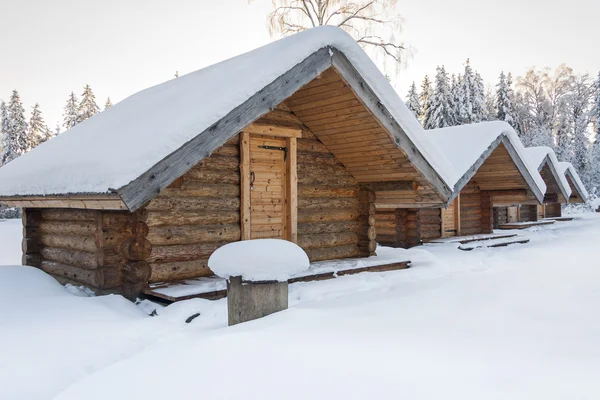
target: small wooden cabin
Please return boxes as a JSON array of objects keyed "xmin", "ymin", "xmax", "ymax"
[
  {"xmin": 376, "ymin": 122, "xmax": 545, "ymax": 246},
  {"xmin": 558, "ymin": 162, "xmax": 588, "ymax": 204},
  {"xmin": 495, "ymin": 147, "xmax": 571, "ymax": 224},
  {"xmin": 0, "ymin": 28, "xmax": 455, "ymax": 298}
]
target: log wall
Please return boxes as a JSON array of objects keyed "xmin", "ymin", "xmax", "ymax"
[
  {"xmin": 296, "ymin": 126, "xmax": 369, "ymax": 261},
  {"xmin": 22, "ymin": 208, "xmax": 151, "ymax": 299},
  {"xmin": 374, "ymin": 207, "xmax": 439, "ymax": 248},
  {"xmin": 519, "ymin": 205, "xmax": 538, "ymax": 222},
  {"xmin": 493, "ymin": 207, "xmax": 508, "ymax": 229},
  {"xmin": 145, "ymin": 136, "xmax": 241, "ymax": 283},
  {"xmin": 545, "ymin": 203, "xmax": 562, "ymax": 218},
  {"xmin": 459, "ymin": 182, "xmax": 483, "ymax": 236}
]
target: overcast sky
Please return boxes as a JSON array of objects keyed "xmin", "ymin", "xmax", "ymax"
[{"xmin": 1, "ymin": 0, "xmax": 599, "ymax": 128}]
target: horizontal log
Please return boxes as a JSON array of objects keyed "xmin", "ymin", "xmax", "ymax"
[
  {"xmin": 150, "ymin": 259, "xmax": 213, "ymax": 283},
  {"xmin": 197, "ymin": 155, "xmax": 239, "ymax": 170},
  {"xmin": 41, "ymin": 209, "xmax": 97, "ymax": 222},
  {"xmin": 147, "ymin": 224, "xmax": 241, "ymax": 246},
  {"xmin": 148, "ymin": 241, "xmax": 229, "ymax": 263},
  {"xmin": 23, "ymin": 210, "xmax": 42, "ymax": 227},
  {"xmin": 298, "ymin": 208, "xmax": 359, "ymax": 223},
  {"xmin": 304, "ymin": 244, "xmax": 361, "ymax": 262},
  {"xmin": 298, "ymin": 173, "xmax": 357, "ymax": 186},
  {"xmin": 297, "ymin": 232, "xmax": 359, "ymax": 250},
  {"xmin": 40, "ymin": 261, "xmax": 121, "ymax": 289},
  {"xmin": 298, "ymin": 197, "xmax": 359, "ymax": 210},
  {"xmin": 184, "ymin": 168, "xmax": 240, "ymax": 184},
  {"xmin": 212, "ymin": 144, "xmax": 240, "ymax": 157},
  {"xmin": 362, "ymin": 180, "xmax": 417, "ymax": 192},
  {"xmin": 41, "ymin": 247, "xmax": 100, "ymax": 270},
  {"xmin": 22, "ymin": 254, "xmax": 42, "ymax": 267},
  {"xmin": 40, "ymin": 234, "xmax": 97, "ymax": 253},
  {"xmin": 297, "ymin": 139, "xmax": 332, "ymax": 154},
  {"xmin": 146, "ymin": 197, "xmax": 240, "ymax": 212},
  {"xmin": 482, "ymin": 189, "xmax": 528, "ymax": 197},
  {"xmin": 22, "ymin": 238, "xmax": 41, "ymax": 254},
  {"xmin": 297, "ymin": 220, "xmax": 362, "ymax": 235},
  {"xmin": 122, "ymin": 261, "xmax": 151, "ymax": 283},
  {"xmin": 298, "ymin": 185, "xmax": 358, "ymax": 198},
  {"xmin": 39, "ymin": 220, "xmax": 97, "ymax": 236},
  {"xmin": 543, "ymin": 193, "xmax": 559, "ymax": 203},
  {"xmin": 147, "ymin": 210, "xmax": 240, "ymax": 227},
  {"xmin": 161, "ymin": 182, "xmax": 240, "ymax": 198},
  {"xmin": 375, "ymin": 234, "xmax": 399, "ymax": 245}
]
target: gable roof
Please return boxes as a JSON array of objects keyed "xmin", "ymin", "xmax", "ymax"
[
  {"xmin": 523, "ymin": 146, "xmax": 571, "ymax": 201},
  {"xmin": 423, "ymin": 121, "xmax": 546, "ymax": 204},
  {"xmin": 558, "ymin": 162, "xmax": 589, "ymax": 202},
  {"xmin": 0, "ymin": 26, "xmax": 452, "ymax": 211}
]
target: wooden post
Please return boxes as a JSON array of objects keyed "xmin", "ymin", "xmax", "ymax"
[
  {"xmin": 286, "ymin": 136, "xmax": 298, "ymax": 243},
  {"xmin": 227, "ymin": 276, "xmax": 288, "ymax": 326},
  {"xmin": 455, "ymin": 194, "xmax": 461, "ymax": 236},
  {"xmin": 480, "ymin": 192, "xmax": 493, "ymax": 234},
  {"xmin": 240, "ymin": 132, "xmax": 251, "ymax": 240},
  {"xmin": 395, "ymin": 208, "xmax": 408, "ymax": 248}
]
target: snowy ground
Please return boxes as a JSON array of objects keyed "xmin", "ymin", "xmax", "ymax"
[{"xmin": 2, "ymin": 213, "xmax": 600, "ymax": 399}]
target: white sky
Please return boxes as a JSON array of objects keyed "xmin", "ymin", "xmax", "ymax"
[{"xmin": 1, "ymin": 0, "xmax": 598, "ymax": 128}]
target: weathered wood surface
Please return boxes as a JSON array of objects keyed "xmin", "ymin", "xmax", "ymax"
[
  {"xmin": 497, "ymin": 220, "xmax": 555, "ymax": 230},
  {"xmin": 545, "ymin": 202, "xmax": 562, "ymax": 218},
  {"xmin": 118, "ymin": 47, "xmax": 333, "ymax": 211}
]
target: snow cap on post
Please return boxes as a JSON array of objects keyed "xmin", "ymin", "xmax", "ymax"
[{"xmin": 208, "ymin": 239, "xmax": 310, "ymax": 282}]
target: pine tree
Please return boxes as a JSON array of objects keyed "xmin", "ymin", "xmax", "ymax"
[
  {"xmin": 55, "ymin": 123, "xmax": 61, "ymax": 136},
  {"xmin": 452, "ymin": 74, "xmax": 467, "ymax": 124},
  {"xmin": 594, "ymin": 71, "xmax": 600, "ymax": 137},
  {"xmin": 27, "ymin": 103, "xmax": 48, "ymax": 149},
  {"xmin": 4, "ymin": 90, "xmax": 28, "ymax": 163},
  {"xmin": 63, "ymin": 92, "xmax": 79, "ymax": 130},
  {"xmin": 405, "ymin": 82, "xmax": 421, "ymax": 120},
  {"xmin": 459, "ymin": 59, "xmax": 475, "ymax": 123},
  {"xmin": 419, "ymin": 76, "xmax": 433, "ymax": 125},
  {"xmin": 496, "ymin": 72, "xmax": 516, "ymax": 126},
  {"xmin": 0, "ymin": 101, "xmax": 10, "ymax": 165},
  {"xmin": 104, "ymin": 97, "xmax": 113, "ymax": 110},
  {"xmin": 424, "ymin": 66, "xmax": 456, "ymax": 129},
  {"xmin": 78, "ymin": 85, "xmax": 100, "ymax": 122},
  {"xmin": 472, "ymin": 72, "xmax": 488, "ymax": 122}
]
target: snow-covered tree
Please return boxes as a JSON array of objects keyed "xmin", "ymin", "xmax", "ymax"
[
  {"xmin": 78, "ymin": 85, "xmax": 100, "ymax": 122},
  {"xmin": 264, "ymin": 0, "xmax": 407, "ymax": 67},
  {"xmin": 27, "ymin": 103, "xmax": 49, "ymax": 148},
  {"xmin": 451, "ymin": 74, "xmax": 466, "ymax": 124},
  {"xmin": 0, "ymin": 101, "xmax": 10, "ymax": 164},
  {"xmin": 424, "ymin": 66, "xmax": 456, "ymax": 129},
  {"xmin": 55, "ymin": 123, "xmax": 61, "ymax": 136},
  {"xmin": 405, "ymin": 82, "xmax": 421, "ymax": 119},
  {"xmin": 104, "ymin": 97, "xmax": 113, "ymax": 110},
  {"xmin": 496, "ymin": 72, "xmax": 516, "ymax": 126},
  {"xmin": 472, "ymin": 72, "xmax": 488, "ymax": 122},
  {"xmin": 63, "ymin": 92, "xmax": 79, "ymax": 130},
  {"xmin": 3, "ymin": 90, "xmax": 29, "ymax": 163},
  {"xmin": 594, "ymin": 71, "xmax": 600, "ymax": 137},
  {"xmin": 419, "ymin": 75, "xmax": 433, "ymax": 126}
]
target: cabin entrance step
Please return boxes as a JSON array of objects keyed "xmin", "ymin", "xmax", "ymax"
[
  {"xmin": 541, "ymin": 217, "xmax": 574, "ymax": 222},
  {"xmin": 143, "ymin": 257, "xmax": 411, "ymax": 303},
  {"xmin": 458, "ymin": 237, "xmax": 530, "ymax": 251},
  {"xmin": 497, "ymin": 220, "xmax": 555, "ymax": 230}
]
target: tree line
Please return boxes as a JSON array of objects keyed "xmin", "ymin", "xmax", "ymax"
[
  {"xmin": 405, "ymin": 62, "xmax": 600, "ymax": 193},
  {"xmin": 0, "ymin": 85, "xmax": 111, "ymax": 165}
]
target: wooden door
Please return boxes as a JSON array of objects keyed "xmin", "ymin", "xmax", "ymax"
[
  {"xmin": 441, "ymin": 196, "xmax": 460, "ymax": 238},
  {"xmin": 248, "ymin": 135, "xmax": 287, "ymax": 239},
  {"xmin": 507, "ymin": 206, "xmax": 518, "ymax": 222}
]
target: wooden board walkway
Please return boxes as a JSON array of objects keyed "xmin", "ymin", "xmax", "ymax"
[
  {"xmin": 542, "ymin": 217, "xmax": 574, "ymax": 222},
  {"xmin": 144, "ymin": 257, "xmax": 411, "ymax": 303},
  {"xmin": 497, "ymin": 220, "xmax": 555, "ymax": 230},
  {"xmin": 458, "ymin": 238, "xmax": 530, "ymax": 251},
  {"xmin": 426, "ymin": 233, "xmax": 518, "ymax": 245}
]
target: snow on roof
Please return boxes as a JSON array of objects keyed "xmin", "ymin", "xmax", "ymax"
[
  {"xmin": 0, "ymin": 26, "xmax": 452, "ymax": 197},
  {"xmin": 423, "ymin": 121, "xmax": 546, "ymax": 197},
  {"xmin": 558, "ymin": 162, "xmax": 589, "ymax": 201},
  {"xmin": 208, "ymin": 239, "xmax": 309, "ymax": 282},
  {"xmin": 523, "ymin": 147, "xmax": 571, "ymax": 200}
]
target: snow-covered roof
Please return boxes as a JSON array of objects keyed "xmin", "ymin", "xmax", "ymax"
[
  {"xmin": 423, "ymin": 121, "xmax": 546, "ymax": 202},
  {"xmin": 523, "ymin": 146, "xmax": 571, "ymax": 201},
  {"xmin": 558, "ymin": 162, "xmax": 589, "ymax": 201},
  {"xmin": 0, "ymin": 26, "xmax": 453, "ymax": 207}
]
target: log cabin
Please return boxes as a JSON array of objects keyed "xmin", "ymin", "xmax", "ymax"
[
  {"xmin": 495, "ymin": 147, "xmax": 571, "ymax": 224},
  {"xmin": 558, "ymin": 162, "xmax": 589, "ymax": 204},
  {"xmin": 0, "ymin": 27, "xmax": 458, "ymax": 298},
  {"xmin": 375, "ymin": 121, "xmax": 546, "ymax": 246}
]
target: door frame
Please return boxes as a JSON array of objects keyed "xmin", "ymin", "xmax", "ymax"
[{"xmin": 240, "ymin": 127, "xmax": 299, "ymax": 243}]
